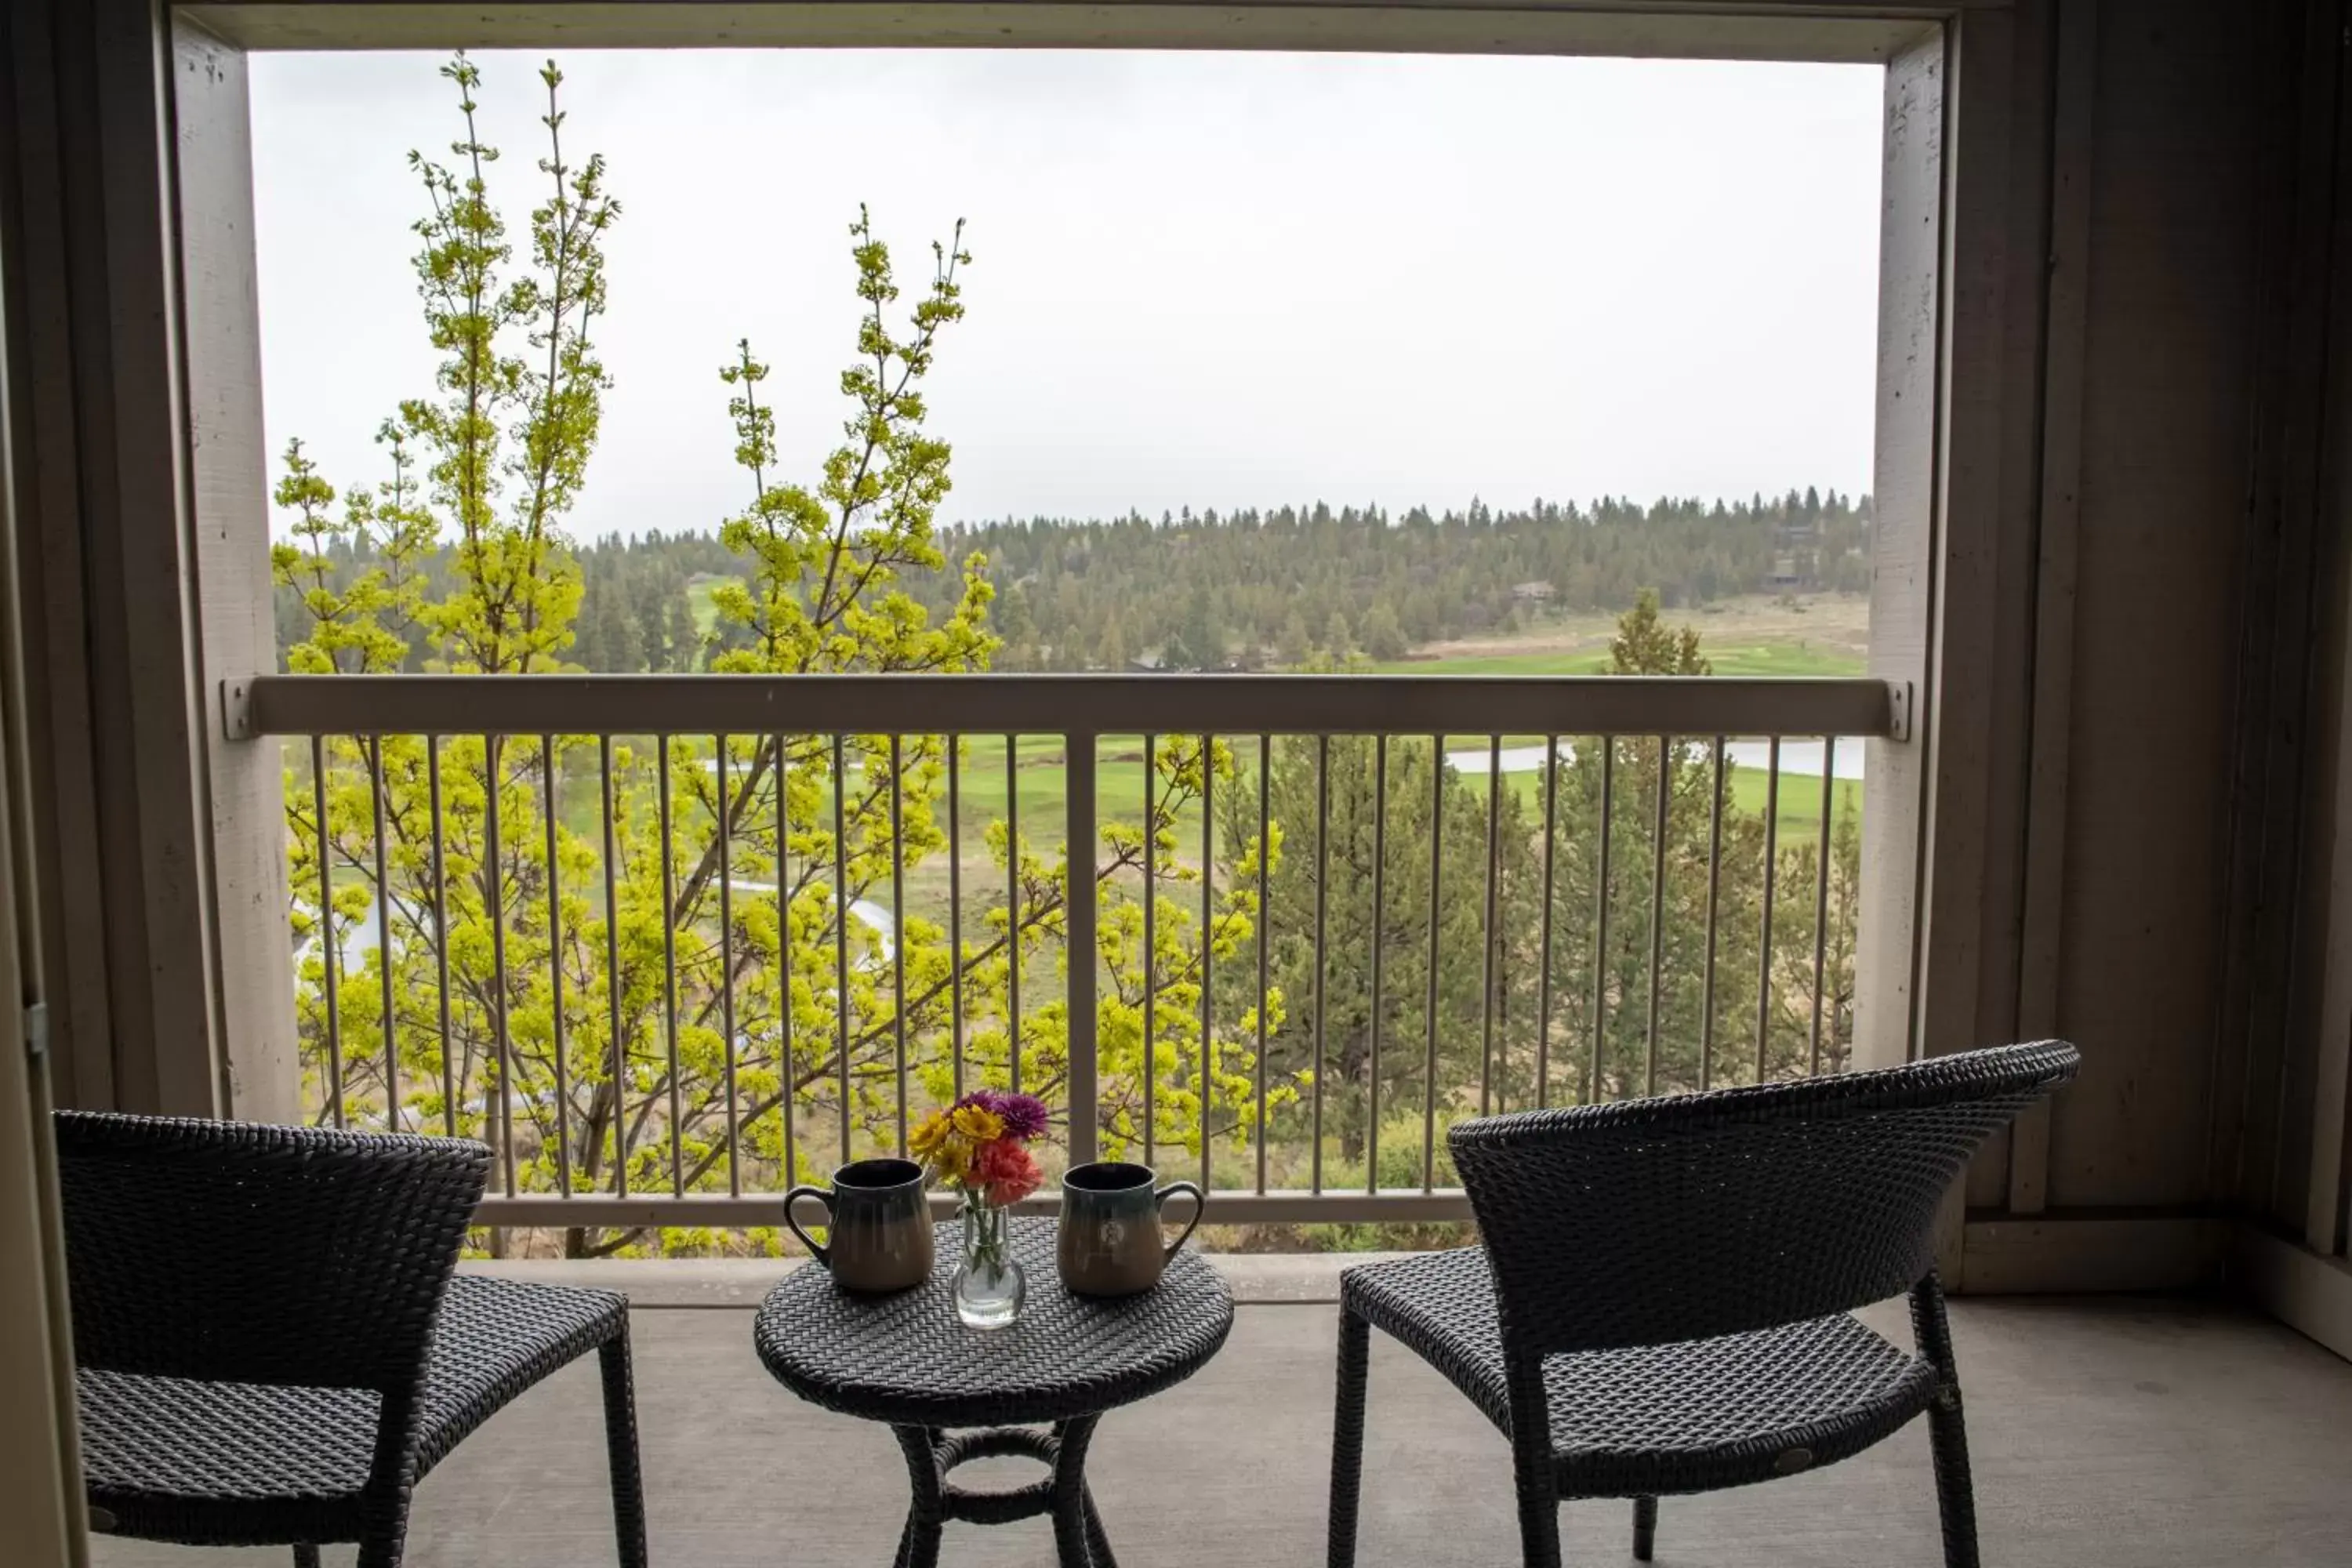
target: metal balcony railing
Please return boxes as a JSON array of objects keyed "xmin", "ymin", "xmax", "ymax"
[{"xmin": 232, "ymin": 673, "xmax": 1903, "ymax": 1236}]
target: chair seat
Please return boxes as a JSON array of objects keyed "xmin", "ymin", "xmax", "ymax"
[
  {"xmin": 79, "ymin": 1274, "xmax": 623, "ymax": 1544},
  {"xmin": 1343, "ymin": 1248, "xmax": 1940, "ymax": 1497}
]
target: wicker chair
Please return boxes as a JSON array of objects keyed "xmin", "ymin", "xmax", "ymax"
[
  {"xmin": 1327, "ymin": 1040, "xmax": 2080, "ymax": 1568},
  {"xmin": 54, "ymin": 1111, "xmax": 648, "ymax": 1568}
]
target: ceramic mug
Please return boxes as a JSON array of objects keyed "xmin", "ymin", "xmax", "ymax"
[
  {"xmin": 1056, "ymin": 1162, "xmax": 1206, "ymax": 1297},
  {"xmin": 784, "ymin": 1157, "xmax": 934, "ymax": 1293}
]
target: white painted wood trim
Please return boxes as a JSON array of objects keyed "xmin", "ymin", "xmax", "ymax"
[
  {"xmin": 1854, "ymin": 27, "xmax": 1947, "ymax": 1082},
  {"xmin": 2236, "ymin": 1221, "xmax": 2352, "ymax": 1362}
]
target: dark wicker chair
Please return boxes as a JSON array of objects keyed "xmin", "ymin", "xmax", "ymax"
[
  {"xmin": 54, "ymin": 1111, "xmax": 648, "ymax": 1568},
  {"xmin": 1328, "ymin": 1040, "xmax": 2080, "ymax": 1568}
]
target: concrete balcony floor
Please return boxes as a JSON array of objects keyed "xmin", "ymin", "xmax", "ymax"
[{"xmin": 90, "ymin": 1270, "xmax": 2352, "ymax": 1567}]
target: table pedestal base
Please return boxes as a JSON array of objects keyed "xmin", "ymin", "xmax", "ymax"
[{"xmin": 889, "ymin": 1417, "xmax": 1119, "ymax": 1568}]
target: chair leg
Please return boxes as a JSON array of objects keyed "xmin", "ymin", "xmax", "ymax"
[
  {"xmin": 1911, "ymin": 1273, "xmax": 1980, "ymax": 1568},
  {"xmin": 356, "ymin": 1523, "xmax": 408, "ymax": 1568},
  {"xmin": 1500, "ymin": 1348, "xmax": 1563, "ymax": 1568},
  {"xmin": 1507, "ymin": 1442, "xmax": 1562, "ymax": 1568},
  {"xmin": 599, "ymin": 1328, "xmax": 652, "ymax": 1568},
  {"xmin": 1632, "ymin": 1495, "xmax": 1659, "ymax": 1561},
  {"xmin": 1328, "ymin": 1305, "xmax": 1370, "ymax": 1568}
]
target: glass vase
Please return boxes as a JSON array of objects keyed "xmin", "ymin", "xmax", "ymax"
[{"xmin": 952, "ymin": 1196, "xmax": 1025, "ymax": 1330}]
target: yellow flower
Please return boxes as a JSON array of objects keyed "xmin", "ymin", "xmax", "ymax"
[
  {"xmin": 911, "ymin": 1112, "xmax": 972, "ymax": 1181},
  {"xmin": 910, "ymin": 1111, "xmax": 953, "ymax": 1160},
  {"xmin": 949, "ymin": 1104, "xmax": 1005, "ymax": 1143}
]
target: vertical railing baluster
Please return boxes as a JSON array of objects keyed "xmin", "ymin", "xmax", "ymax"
[
  {"xmin": 1644, "ymin": 736, "xmax": 1670, "ymax": 1097},
  {"xmin": 659, "ymin": 736, "xmax": 682, "ymax": 1195},
  {"xmin": 1312, "ymin": 734, "xmax": 1330, "ymax": 1193},
  {"xmin": 1589, "ymin": 735, "xmax": 1614, "ymax": 1106},
  {"xmin": 775, "ymin": 731, "xmax": 795, "ymax": 1183},
  {"xmin": 488, "ymin": 734, "xmax": 514, "ymax": 1196},
  {"xmin": 890, "ymin": 735, "xmax": 908, "ymax": 1159},
  {"xmin": 1481, "ymin": 735, "xmax": 1500, "ymax": 1116},
  {"xmin": 542, "ymin": 735, "xmax": 572, "ymax": 1194},
  {"xmin": 1422, "ymin": 735, "xmax": 1443, "ymax": 1192},
  {"xmin": 600, "ymin": 735, "xmax": 624, "ymax": 1197},
  {"xmin": 1700, "ymin": 736, "xmax": 1725, "ymax": 1092},
  {"xmin": 1537, "ymin": 735, "xmax": 1559, "ymax": 1109},
  {"xmin": 718, "ymin": 735, "xmax": 740, "ymax": 1194},
  {"xmin": 1255, "ymin": 734, "xmax": 1270, "ymax": 1194},
  {"xmin": 1810, "ymin": 736, "xmax": 1837, "ymax": 1078},
  {"xmin": 430, "ymin": 735, "xmax": 454, "ymax": 1139},
  {"xmin": 1199, "ymin": 733, "xmax": 1214, "ymax": 1194},
  {"xmin": 832, "ymin": 735, "xmax": 852, "ymax": 1163},
  {"xmin": 1756, "ymin": 736, "xmax": 1783, "ymax": 1086},
  {"xmin": 1066, "ymin": 732, "xmax": 1098, "ymax": 1166},
  {"xmin": 1368, "ymin": 734, "xmax": 1387, "ymax": 1192},
  {"xmin": 313, "ymin": 735, "xmax": 342, "ymax": 1130},
  {"xmin": 369, "ymin": 735, "xmax": 397, "ymax": 1131},
  {"xmin": 1142, "ymin": 732, "xmax": 1156, "ymax": 1171},
  {"xmin": 948, "ymin": 737, "xmax": 964, "ymax": 1102},
  {"xmin": 1007, "ymin": 733, "xmax": 1022, "ymax": 1095}
]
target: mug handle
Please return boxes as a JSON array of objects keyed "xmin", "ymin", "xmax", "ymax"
[
  {"xmin": 1154, "ymin": 1181, "xmax": 1207, "ymax": 1261},
  {"xmin": 782, "ymin": 1185, "xmax": 834, "ymax": 1266}
]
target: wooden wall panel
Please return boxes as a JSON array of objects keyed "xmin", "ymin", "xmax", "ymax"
[
  {"xmin": 2220, "ymin": 0, "xmax": 2340, "ymax": 1236},
  {"xmin": 1, "ymin": 0, "xmax": 121, "ymax": 1111},
  {"xmin": 2049, "ymin": 0, "xmax": 2267, "ymax": 1208}
]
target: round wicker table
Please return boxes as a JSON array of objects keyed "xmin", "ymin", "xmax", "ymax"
[{"xmin": 753, "ymin": 1216, "xmax": 1233, "ymax": 1567}]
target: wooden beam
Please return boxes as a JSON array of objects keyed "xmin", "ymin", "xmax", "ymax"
[
  {"xmin": 1853, "ymin": 26, "xmax": 1945, "ymax": 1083},
  {"xmin": 1914, "ymin": 1, "xmax": 2026, "ymax": 1087},
  {"xmin": 183, "ymin": 1, "xmax": 1956, "ymax": 62},
  {"xmin": 172, "ymin": 16, "xmax": 299, "ymax": 1123}
]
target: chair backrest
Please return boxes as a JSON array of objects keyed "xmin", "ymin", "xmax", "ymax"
[
  {"xmin": 54, "ymin": 1111, "xmax": 489, "ymax": 1392},
  {"xmin": 1448, "ymin": 1040, "xmax": 2078, "ymax": 1357}
]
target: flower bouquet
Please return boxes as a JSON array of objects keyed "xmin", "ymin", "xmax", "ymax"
[{"xmin": 912, "ymin": 1090, "xmax": 1050, "ymax": 1329}]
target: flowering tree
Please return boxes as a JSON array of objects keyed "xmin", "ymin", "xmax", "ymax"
[{"xmin": 277, "ymin": 54, "xmax": 1283, "ymax": 1256}]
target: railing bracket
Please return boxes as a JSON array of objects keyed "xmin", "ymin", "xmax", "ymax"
[
  {"xmin": 220, "ymin": 678, "xmax": 256, "ymax": 742},
  {"xmin": 1886, "ymin": 681, "xmax": 1914, "ymax": 743}
]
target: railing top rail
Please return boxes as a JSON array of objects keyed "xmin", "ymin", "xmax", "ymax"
[{"xmin": 228, "ymin": 672, "xmax": 1904, "ymax": 741}]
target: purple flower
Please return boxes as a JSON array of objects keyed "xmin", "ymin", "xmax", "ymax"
[{"xmin": 964, "ymin": 1088, "xmax": 1050, "ymax": 1141}]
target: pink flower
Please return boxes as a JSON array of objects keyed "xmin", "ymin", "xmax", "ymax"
[{"xmin": 973, "ymin": 1139, "xmax": 1043, "ymax": 1207}]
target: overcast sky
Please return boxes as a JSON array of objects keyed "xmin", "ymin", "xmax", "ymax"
[{"xmin": 249, "ymin": 49, "xmax": 1883, "ymax": 539}]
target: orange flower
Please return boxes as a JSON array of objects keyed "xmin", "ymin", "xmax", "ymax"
[{"xmin": 973, "ymin": 1139, "xmax": 1043, "ymax": 1207}]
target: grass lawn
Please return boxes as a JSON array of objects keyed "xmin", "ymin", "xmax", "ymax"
[{"xmin": 1368, "ymin": 641, "xmax": 1865, "ymax": 679}]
